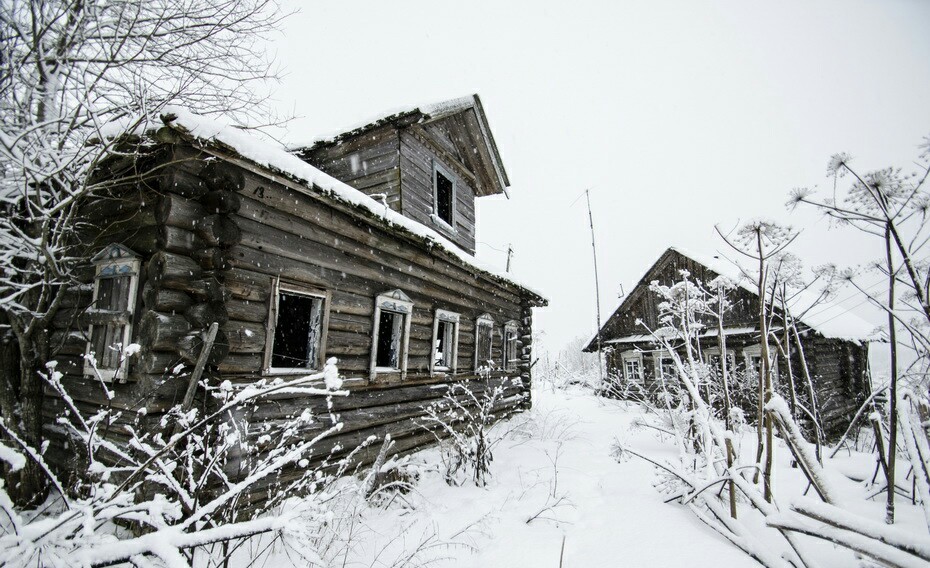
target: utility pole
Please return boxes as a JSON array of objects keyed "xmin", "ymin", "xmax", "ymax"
[
  {"xmin": 506, "ymin": 244, "xmax": 513, "ymax": 273},
  {"xmin": 585, "ymin": 189, "xmax": 605, "ymax": 387}
]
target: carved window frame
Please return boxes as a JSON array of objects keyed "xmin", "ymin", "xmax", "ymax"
[
  {"xmin": 502, "ymin": 320, "xmax": 519, "ymax": 372},
  {"xmin": 370, "ymin": 289, "xmax": 414, "ymax": 380},
  {"xmin": 263, "ymin": 277, "xmax": 331, "ymax": 375},
  {"xmin": 430, "ymin": 309, "xmax": 460, "ymax": 376},
  {"xmin": 84, "ymin": 244, "xmax": 141, "ymax": 382},
  {"xmin": 474, "ymin": 314, "xmax": 495, "ymax": 372},
  {"xmin": 621, "ymin": 351, "xmax": 644, "ymax": 384},
  {"xmin": 431, "ymin": 160, "xmax": 457, "ymax": 233}
]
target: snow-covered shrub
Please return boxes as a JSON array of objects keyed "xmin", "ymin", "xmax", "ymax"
[
  {"xmin": 0, "ymin": 358, "xmax": 352, "ymax": 568},
  {"xmin": 419, "ymin": 380, "xmax": 510, "ymax": 487}
]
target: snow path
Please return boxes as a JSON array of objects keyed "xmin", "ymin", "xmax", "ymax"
[{"xmin": 359, "ymin": 387, "xmax": 758, "ymax": 567}]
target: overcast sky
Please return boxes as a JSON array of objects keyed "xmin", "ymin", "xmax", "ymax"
[{"xmin": 267, "ymin": 1, "xmax": 930, "ymax": 355}]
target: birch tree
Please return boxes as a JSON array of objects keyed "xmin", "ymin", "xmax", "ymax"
[{"xmin": 0, "ymin": 0, "xmax": 287, "ymax": 503}]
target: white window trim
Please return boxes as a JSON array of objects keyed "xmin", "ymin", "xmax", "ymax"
[
  {"xmin": 431, "ymin": 160, "xmax": 457, "ymax": 233},
  {"xmin": 620, "ymin": 351, "xmax": 644, "ymax": 384},
  {"xmin": 742, "ymin": 343, "xmax": 778, "ymax": 378},
  {"xmin": 474, "ymin": 314, "xmax": 495, "ymax": 371},
  {"xmin": 370, "ymin": 289, "xmax": 414, "ymax": 380},
  {"xmin": 654, "ymin": 353, "xmax": 677, "ymax": 380},
  {"xmin": 503, "ymin": 320, "xmax": 520, "ymax": 372},
  {"xmin": 702, "ymin": 347, "xmax": 736, "ymax": 369},
  {"xmin": 430, "ymin": 309, "xmax": 460, "ymax": 375},
  {"xmin": 264, "ymin": 278, "xmax": 331, "ymax": 375},
  {"xmin": 84, "ymin": 245, "xmax": 141, "ymax": 382}
]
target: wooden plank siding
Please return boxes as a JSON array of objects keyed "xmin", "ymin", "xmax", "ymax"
[
  {"xmin": 43, "ymin": 136, "xmax": 542, "ymax": 502},
  {"xmin": 597, "ymin": 248, "xmax": 869, "ymax": 439}
]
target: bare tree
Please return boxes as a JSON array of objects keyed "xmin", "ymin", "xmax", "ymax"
[
  {"xmin": 789, "ymin": 140, "xmax": 930, "ymax": 523},
  {"xmin": 717, "ymin": 220, "xmax": 798, "ymax": 503},
  {"xmin": 0, "ymin": 0, "xmax": 288, "ymax": 503}
]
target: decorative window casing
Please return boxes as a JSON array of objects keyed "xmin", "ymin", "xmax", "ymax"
[
  {"xmin": 702, "ymin": 347, "xmax": 736, "ymax": 377},
  {"xmin": 431, "ymin": 309, "xmax": 460, "ymax": 375},
  {"xmin": 264, "ymin": 278, "xmax": 330, "ymax": 374},
  {"xmin": 621, "ymin": 351, "xmax": 644, "ymax": 384},
  {"xmin": 655, "ymin": 354, "xmax": 677, "ymax": 381},
  {"xmin": 742, "ymin": 344, "xmax": 778, "ymax": 381},
  {"xmin": 84, "ymin": 244, "xmax": 141, "ymax": 382},
  {"xmin": 432, "ymin": 161, "xmax": 456, "ymax": 231},
  {"xmin": 503, "ymin": 320, "xmax": 519, "ymax": 371},
  {"xmin": 474, "ymin": 314, "xmax": 494, "ymax": 371},
  {"xmin": 370, "ymin": 290, "xmax": 414, "ymax": 380}
]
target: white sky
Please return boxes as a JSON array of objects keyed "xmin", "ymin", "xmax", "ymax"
[{"xmin": 267, "ymin": 0, "xmax": 930, "ymax": 355}]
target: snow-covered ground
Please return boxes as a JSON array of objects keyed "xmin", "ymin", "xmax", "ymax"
[{"xmin": 235, "ymin": 383, "xmax": 928, "ymax": 567}]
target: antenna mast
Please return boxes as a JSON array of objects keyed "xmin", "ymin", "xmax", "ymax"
[{"xmin": 585, "ymin": 189, "xmax": 605, "ymax": 386}]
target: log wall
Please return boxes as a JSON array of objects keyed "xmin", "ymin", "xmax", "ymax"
[{"xmin": 44, "ymin": 139, "xmax": 542, "ymax": 501}]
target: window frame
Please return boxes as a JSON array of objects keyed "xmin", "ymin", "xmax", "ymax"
[
  {"xmin": 702, "ymin": 347, "xmax": 736, "ymax": 376},
  {"xmin": 474, "ymin": 314, "xmax": 495, "ymax": 372},
  {"xmin": 84, "ymin": 244, "xmax": 141, "ymax": 382},
  {"xmin": 502, "ymin": 320, "xmax": 520, "ymax": 372},
  {"xmin": 430, "ymin": 309, "xmax": 460, "ymax": 375},
  {"xmin": 621, "ymin": 351, "xmax": 644, "ymax": 384},
  {"xmin": 263, "ymin": 278, "xmax": 331, "ymax": 375},
  {"xmin": 431, "ymin": 160, "xmax": 457, "ymax": 232},
  {"xmin": 741, "ymin": 343, "xmax": 778, "ymax": 381},
  {"xmin": 654, "ymin": 354, "xmax": 678, "ymax": 381},
  {"xmin": 370, "ymin": 289, "xmax": 414, "ymax": 380}
]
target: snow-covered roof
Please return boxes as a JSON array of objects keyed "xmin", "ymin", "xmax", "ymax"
[
  {"xmin": 142, "ymin": 107, "xmax": 545, "ymax": 304},
  {"xmin": 587, "ymin": 246, "xmax": 876, "ymax": 350},
  {"xmin": 668, "ymin": 246, "xmax": 877, "ymax": 344},
  {"xmin": 287, "ymin": 94, "xmax": 510, "ymax": 196}
]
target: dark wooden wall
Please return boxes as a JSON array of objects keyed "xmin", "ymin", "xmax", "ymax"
[{"xmin": 43, "ymin": 139, "xmax": 539, "ymax": 494}]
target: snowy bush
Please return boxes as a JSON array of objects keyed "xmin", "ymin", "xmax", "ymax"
[
  {"xmin": 0, "ymin": 358, "xmax": 355, "ymax": 568},
  {"xmin": 419, "ymin": 380, "xmax": 511, "ymax": 487}
]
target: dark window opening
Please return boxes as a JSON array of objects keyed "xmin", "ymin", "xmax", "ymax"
[
  {"xmin": 476, "ymin": 322, "xmax": 493, "ymax": 368},
  {"xmin": 376, "ymin": 310, "xmax": 404, "ymax": 369},
  {"xmin": 434, "ymin": 320, "xmax": 455, "ymax": 369},
  {"xmin": 272, "ymin": 291, "xmax": 324, "ymax": 369},
  {"xmin": 435, "ymin": 169, "xmax": 454, "ymax": 226}
]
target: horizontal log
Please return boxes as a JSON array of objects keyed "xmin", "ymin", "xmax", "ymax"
[
  {"xmin": 201, "ymin": 190, "xmax": 241, "ymax": 215},
  {"xmin": 192, "ymin": 247, "xmax": 230, "ymax": 271},
  {"xmin": 139, "ymin": 311, "xmax": 191, "ymax": 351},
  {"xmin": 157, "ymin": 168, "xmax": 208, "ymax": 199},
  {"xmin": 216, "ymin": 353, "xmax": 263, "ymax": 374},
  {"xmin": 196, "ymin": 215, "xmax": 241, "ymax": 247},
  {"xmin": 185, "ymin": 301, "xmax": 229, "ymax": 328},
  {"xmin": 142, "ymin": 284, "xmax": 193, "ymax": 313},
  {"xmin": 147, "ymin": 251, "xmax": 202, "ymax": 287},
  {"xmin": 222, "ymin": 320, "xmax": 266, "ymax": 353},
  {"xmin": 201, "ymin": 161, "xmax": 245, "ymax": 193},
  {"xmin": 158, "ymin": 225, "xmax": 203, "ymax": 254},
  {"xmin": 226, "ymin": 298, "xmax": 268, "ymax": 323},
  {"xmin": 178, "ymin": 330, "xmax": 230, "ymax": 366}
]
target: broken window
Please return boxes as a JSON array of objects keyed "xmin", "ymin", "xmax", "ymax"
[
  {"xmin": 85, "ymin": 244, "xmax": 141, "ymax": 382},
  {"xmin": 475, "ymin": 314, "xmax": 494, "ymax": 371},
  {"xmin": 432, "ymin": 309, "xmax": 460, "ymax": 374},
  {"xmin": 503, "ymin": 321, "xmax": 519, "ymax": 371},
  {"xmin": 266, "ymin": 280, "xmax": 328, "ymax": 373},
  {"xmin": 433, "ymin": 162, "xmax": 455, "ymax": 228},
  {"xmin": 371, "ymin": 290, "xmax": 413, "ymax": 379}
]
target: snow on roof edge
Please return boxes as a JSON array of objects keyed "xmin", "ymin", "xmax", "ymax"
[
  {"xmin": 157, "ymin": 106, "xmax": 546, "ymax": 303},
  {"xmin": 587, "ymin": 246, "xmax": 876, "ymax": 350}
]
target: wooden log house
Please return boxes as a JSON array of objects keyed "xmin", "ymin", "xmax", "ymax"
[
  {"xmin": 43, "ymin": 95, "xmax": 547, "ymax": 490},
  {"xmin": 584, "ymin": 247, "xmax": 872, "ymax": 437}
]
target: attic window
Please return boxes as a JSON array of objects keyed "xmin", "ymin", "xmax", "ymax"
[
  {"xmin": 371, "ymin": 290, "xmax": 414, "ymax": 379},
  {"xmin": 265, "ymin": 280, "xmax": 329, "ymax": 374},
  {"xmin": 85, "ymin": 245, "xmax": 141, "ymax": 382},
  {"xmin": 475, "ymin": 314, "xmax": 494, "ymax": 371},
  {"xmin": 432, "ymin": 162, "xmax": 455, "ymax": 228}
]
